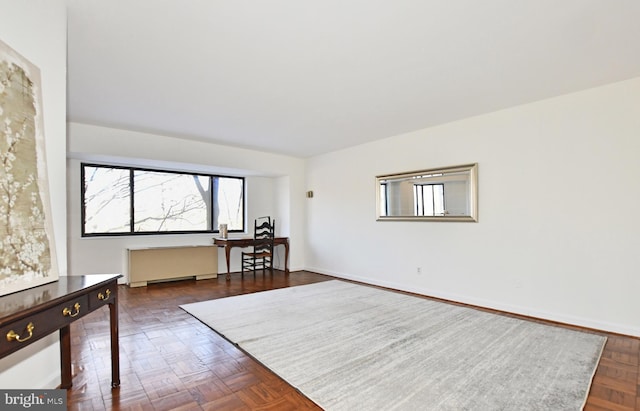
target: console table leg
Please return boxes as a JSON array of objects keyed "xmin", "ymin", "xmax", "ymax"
[
  {"xmin": 109, "ymin": 300, "xmax": 121, "ymax": 388},
  {"xmin": 60, "ymin": 325, "xmax": 72, "ymax": 389}
]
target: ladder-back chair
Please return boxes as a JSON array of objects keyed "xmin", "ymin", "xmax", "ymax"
[{"xmin": 241, "ymin": 216, "xmax": 275, "ymax": 276}]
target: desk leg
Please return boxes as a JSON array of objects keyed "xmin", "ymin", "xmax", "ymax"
[
  {"xmin": 284, "ymin": 241, "xmax": 290, "ymax": 274},
  {"xmin": 109, "ymin": 299, "xmax": 120, "ymax": 388},
  {"xmin": 225, "ymin": 245, "xmax": 232, "ymax": 281},
  {"xmin": 60, "ymin": 325, "xmax": 72, "ymax": 389}
]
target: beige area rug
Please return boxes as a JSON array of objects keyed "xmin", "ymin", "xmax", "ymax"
[{"xmin": 180, "ymin": 280, "xmax": 606, "ymax": 410}]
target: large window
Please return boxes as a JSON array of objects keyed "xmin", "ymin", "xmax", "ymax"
[{"xmin": 81, "ymin": 164, "xmax": 244, "ymax": 236}]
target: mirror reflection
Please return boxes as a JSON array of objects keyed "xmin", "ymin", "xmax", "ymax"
[{"xmin": 376, "ymin": 163, "xmax": 478, "ymax": 222}]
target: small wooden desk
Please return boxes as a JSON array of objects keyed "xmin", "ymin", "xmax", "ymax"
[
  {"xmin": 213, "ymin": 237, "xmax": 289, "ymax": 280},
  {"xmin": 0, "ymin": 274, "xmax": 121, "ymax": 389}
]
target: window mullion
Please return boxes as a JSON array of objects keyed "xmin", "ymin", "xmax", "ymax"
[{"xmin": 129, "ymin": 169, "xmax": 135, "ymax": 233}]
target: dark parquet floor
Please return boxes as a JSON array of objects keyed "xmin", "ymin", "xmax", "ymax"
[{"xmin": 66, "ymin": 270, "xmax": 639, "ymax": 410}]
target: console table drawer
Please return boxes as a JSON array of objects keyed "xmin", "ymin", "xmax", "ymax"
[
  {"xmin": 0, "ymin": 295, "xmax": 89, "ymax": 358},
  {"xmin": 90, "ymin": 283, "xmax": 117, "ymax": 311}
]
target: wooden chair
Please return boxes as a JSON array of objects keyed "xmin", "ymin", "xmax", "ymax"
[{"xmin": 241, "ymin": 217, "xmax": 275, "ymax": 276}]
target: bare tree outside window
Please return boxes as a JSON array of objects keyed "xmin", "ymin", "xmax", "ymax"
[
  {"xmin": 83, "ymin": 166, "xmax": 130, "ymax": 234},
  {"xmin": 134, "ymin": 170, "xmax": 209, "ymax": 232},
  {"xmin": 82, "ymin": 164, "xmax": 244, "ymax": 236}
]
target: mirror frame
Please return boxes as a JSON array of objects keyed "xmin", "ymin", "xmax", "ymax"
[{"xmin": 376, "ymin": 163, "xmax": 478, "ymax": 222}]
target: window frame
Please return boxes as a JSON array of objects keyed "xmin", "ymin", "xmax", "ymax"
[{"xmin": 81, "ymin": 163, "xmax": 245, "ymax": 237}]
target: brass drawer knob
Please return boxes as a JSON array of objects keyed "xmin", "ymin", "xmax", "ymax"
[
  {"xmin": 63, "ymin": 302, "xmax": 81, "ymax": 317},
  {"xmin": 7, "ymin": 322, "xmax": 35, "ymax": 343},
  {"xmin": 98, "ymin": 289, "xmax": 111, "ymax": 301}
]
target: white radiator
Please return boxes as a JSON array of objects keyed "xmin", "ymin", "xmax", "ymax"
[{"xmin": 128, "ymin": 245, "xmax": 217, "ymax": 287}]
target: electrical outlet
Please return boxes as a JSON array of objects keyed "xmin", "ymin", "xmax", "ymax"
[{"xmin": 416, "ymin": 267, "xmax": 422, "ymax": 274}]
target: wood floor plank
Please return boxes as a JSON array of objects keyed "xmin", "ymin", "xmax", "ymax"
[{"xmin": 65, "ymin": 270, "xmax": 639, "ymax": 410}]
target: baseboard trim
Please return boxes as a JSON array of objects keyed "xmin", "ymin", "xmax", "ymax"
[{"xmin": 306, "ymin": 267, "xmax": 640, "ymax": 338}]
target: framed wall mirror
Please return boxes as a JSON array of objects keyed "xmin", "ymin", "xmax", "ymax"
[{"xmin": 376, "ymin": 163, "xmax": 478, "ymax": 222}]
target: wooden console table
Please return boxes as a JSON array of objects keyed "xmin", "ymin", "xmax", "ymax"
[
  {"xmin": 214, "ymin": 237, "xmax": 289, "ymax": 280},
  {"xmin": 0, "ymin": 274, "xmax": 121, "ymax": 389}
]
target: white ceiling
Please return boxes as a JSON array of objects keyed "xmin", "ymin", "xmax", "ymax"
[{"xmin": 66, "ymin": 0, "xmax": 640, "ymax": 158}]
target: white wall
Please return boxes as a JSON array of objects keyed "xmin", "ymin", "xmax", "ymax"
[
  {"xmin": 67, "ymin": 123, "xmax": 306, "ymax": 279},
  {"xmin": 306, "ymin": 77, "xmax": 640, "ymax": 337},
  {"xmin": 0, "ymin": 0, "xmax": 67, "ymax": 388}
]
